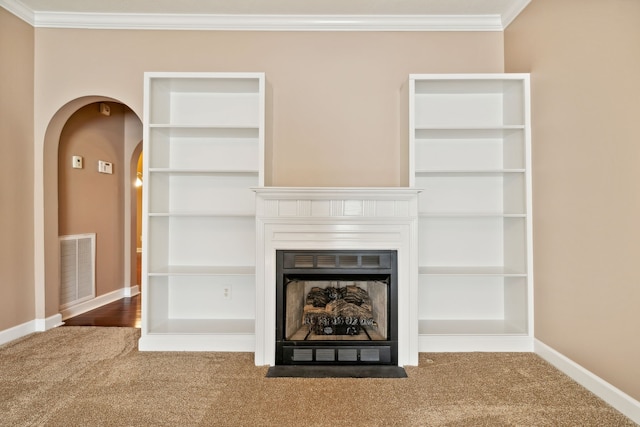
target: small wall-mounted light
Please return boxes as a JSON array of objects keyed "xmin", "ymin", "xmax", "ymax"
[{"xmin": 135, "ymin": 172, "xmax": 143, "ymax": 187}]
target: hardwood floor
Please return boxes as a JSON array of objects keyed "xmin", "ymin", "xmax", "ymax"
[{"xmin": 63, "ymin": 295, "xmax": 141, "ymax": 328}]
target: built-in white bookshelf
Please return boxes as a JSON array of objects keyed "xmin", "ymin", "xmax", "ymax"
[
  {"xmin": 409, "ymin": 74, "xmax": 533, "ymax": 351},
  {"xmin": 139, "ymin": 72, "xmax": 264, "ymax": 351}
]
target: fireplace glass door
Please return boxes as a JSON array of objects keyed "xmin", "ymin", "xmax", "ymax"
[{"xmin": 276, "ymin": 250, "xmax": 398, "ymax": 365}]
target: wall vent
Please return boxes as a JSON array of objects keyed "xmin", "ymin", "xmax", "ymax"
[{"xmin": 59, "ymin": 233, "xmax": 96, "ymax": 309}]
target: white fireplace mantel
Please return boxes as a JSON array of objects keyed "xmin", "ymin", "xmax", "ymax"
[{"xmin": 254, "ymin": 187, "xmax": 420, "ymax": 366}]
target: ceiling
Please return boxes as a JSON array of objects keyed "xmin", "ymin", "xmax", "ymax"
[{"xmin": 3, "ymin": 0, "xmax": 532, "ymax": 30}]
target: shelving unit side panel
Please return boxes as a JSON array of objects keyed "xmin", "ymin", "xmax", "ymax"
[
  {"xmin": 502, "ymin": 173, "xmax": 526, "ymax": 215},
  {"xmin": 502, "ymin": 79, "xmax": 526, "ymax": 126},
  {"xmin": 146, "ymin": 78, "xmax": 171, "ymax": 124},
  {"xmin": 147, "ymin": 173, "xmax": 170, "ymax": 213},
  {"xmin": 503, "ymin": 129, "xmax": 526, "ymax": 170},
  {"xmin": 147, "ymin": 218, "xmax": 170, "ymax": 272},
  {"xmin": 146, "ymin": 276, "xmax": 169, "ymax": 331},
  {"xmin": 147, "ymin": 129, "xmax": 170, "ymax": 169},
  {"xmin": 503, "ymin": 277, "xmax": 529, "ymax": 334},
  {"xmin": 503, "ymin": 217, "xmax": 528, "ymax": 275}
]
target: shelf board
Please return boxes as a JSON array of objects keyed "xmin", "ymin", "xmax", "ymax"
[
  {"xmin": 149, "ymin": 124, "xmax": 259, "ymax": 130},
  {"xmin": 418, "ymin": 319, "xmax": 528, "ymax": 336},
  {"xmin": 418, "ymin": 212, "xmax": 526, "ymax": 218},
  {"xmin": 148, "ymin": 318, "xmax": 255, "ymax": 335},
  {"xmin": 414, "ymin": 126, "xmax": 524, "ymax": 138},
  {"xmin": 148, "ymin": 212, "xmax": 255, "ymax": 218},
  {"xmin": 148, "ymin": 168, "xmax": 258, "ymax": 175},
  {"xmin": 419, "ymin": 266, "xmax": 527, "ymax": 276},
  {"xmin": 415, "ymin": 169, "xmax": 525, "ymax": 176},
  {"xmin": 148, "ymin": 265, "xmax": 256, "ymax": 276}
]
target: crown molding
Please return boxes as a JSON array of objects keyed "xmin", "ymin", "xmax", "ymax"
[
  {"xmin": 1, "ymin": 0, "xmax": 534, "ymax": 31},
  {"xmin": 0, "ymin": 0, "xmax": 508, "ymax": 32},
  {"xmin": 33, "ymin": 12, "xmax": 505, "ymax": 31}
]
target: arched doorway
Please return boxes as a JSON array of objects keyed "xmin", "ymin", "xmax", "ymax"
[{"xmin": 41, "ymin": 97, "xmax": 142, "ymax": 324}]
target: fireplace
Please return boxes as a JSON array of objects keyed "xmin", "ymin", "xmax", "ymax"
[
  {"xmin": 254, "ymin": 187, "xmax": 420, "ymax": 367},
  {"xmin": 276, "ymin": 250, "xmax": 398, "ymax": 365}
]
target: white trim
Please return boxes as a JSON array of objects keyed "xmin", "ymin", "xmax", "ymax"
[
  {"xmin": 124, "ymin": 285, "xmax": 140, "ymax": 298},
  {"xmin": 535, "ymin": 339, "xmax": 640, "ymax": 425},
  {"xmin": 0, "ymin": 320, "xmax": 36, "ymax": 345},
  {"xmin": 60, "ymin": 287, "xmax": 134, "ymax": 320},
  {"xmin": 1, "ymin": 0, "xmax": 534, "ymax": 31},
  {"xmin": 0, "ymin": 4, "xmax": 508, "ymax": 31},
  {"xmin": 32, "ymin": 13, "xmax": 505, "ymax": 31},
  {"xmin": 0, "ymin": 313, "xmax": 63, "ymax": 346}
]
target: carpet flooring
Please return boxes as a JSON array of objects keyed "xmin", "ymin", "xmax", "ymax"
[{"xmin": 0, "ymin": 327, "xmax": 635, "ymax": 426}]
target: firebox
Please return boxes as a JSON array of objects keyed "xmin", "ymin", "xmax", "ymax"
[{"xmin": 275, "ymin": 250, "xmax": 398, "ymax": 365}]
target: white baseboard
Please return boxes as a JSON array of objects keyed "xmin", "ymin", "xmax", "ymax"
[
  {"xmin": 60, "ymin": 287, "xmax": 138, "ymax": 320},
  {"xmin": 535, "ymin": 339, "xmax": 640, "ymax": 424},
  {"xmin": 124, "ymin": 285, "xmax": 140, "ymax": 298},
  {"xmin": 35, "ymin": 313, "xmax": 64, "ymax": 331},
  {"xmin": 0, "ymin": 320, "xmax": 36, "ymax": 346},
  {"xmin": 0, "ymin": 313, "xmax": 63, "ymax": 346},
  {"xmin": 1, "ymin": 287, "xmax": 139, "ymax": 346}
]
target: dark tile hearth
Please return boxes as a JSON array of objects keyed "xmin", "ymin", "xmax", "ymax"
[{"xmin": 266, "ymin": 365, "xmax": 407, "ymax": 378}]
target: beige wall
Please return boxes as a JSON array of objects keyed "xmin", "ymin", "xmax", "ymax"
[
  {"xmin": 506, "ymin": 0, "xmax": 640, "ymax": 400},
  {"xmin": 58, "ymin": 102, "xmax": 126, "ymax": 298},
  {"xmin": 0, "ymin": 9, "xmax": 35, "ymax": 330},
  {"xmin": 34, "ymin": 30, "xmax": 504, "ymax": 186},
  {"xmin": 32, "ymin": 28, "xmax": 505, "ymax": 320}
]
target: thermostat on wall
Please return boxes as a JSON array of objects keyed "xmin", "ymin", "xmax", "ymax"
[{"xmin": 98, "ymin": 160, "xmax": 113, "ymax": 174}]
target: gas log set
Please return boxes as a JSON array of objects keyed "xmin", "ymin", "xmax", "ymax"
[{"xmin": 302, "ymin": 284, "xmax": 375, "ymax": 336}]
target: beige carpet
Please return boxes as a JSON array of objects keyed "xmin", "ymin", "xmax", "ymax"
[{"xmin": 0, "ymin": 327, "xmax": 635, "ymax": 426}]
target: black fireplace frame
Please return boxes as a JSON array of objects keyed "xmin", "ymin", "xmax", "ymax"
[{"xmin": 275, "ymin": 249, "xmax": 398, "ymax": 366}]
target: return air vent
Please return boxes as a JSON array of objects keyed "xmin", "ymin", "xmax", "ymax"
[{"xmin": 59, "ymin": 233, "xmax": 96, "ymax": 309}]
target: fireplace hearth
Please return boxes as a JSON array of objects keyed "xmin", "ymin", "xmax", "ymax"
[{"xmin": 275, "ymin": 250, "xmax": 398, "ymax": 366}]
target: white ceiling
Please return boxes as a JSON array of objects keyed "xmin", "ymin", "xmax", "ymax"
[{"xmin": 3, "ymin": 0, "xmax": 532, "ymax": 30}]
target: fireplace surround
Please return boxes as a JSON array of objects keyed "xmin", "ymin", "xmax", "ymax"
[{"xmin": 254, "ymin": 187, "xmax": 420, "ymax": 367}]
